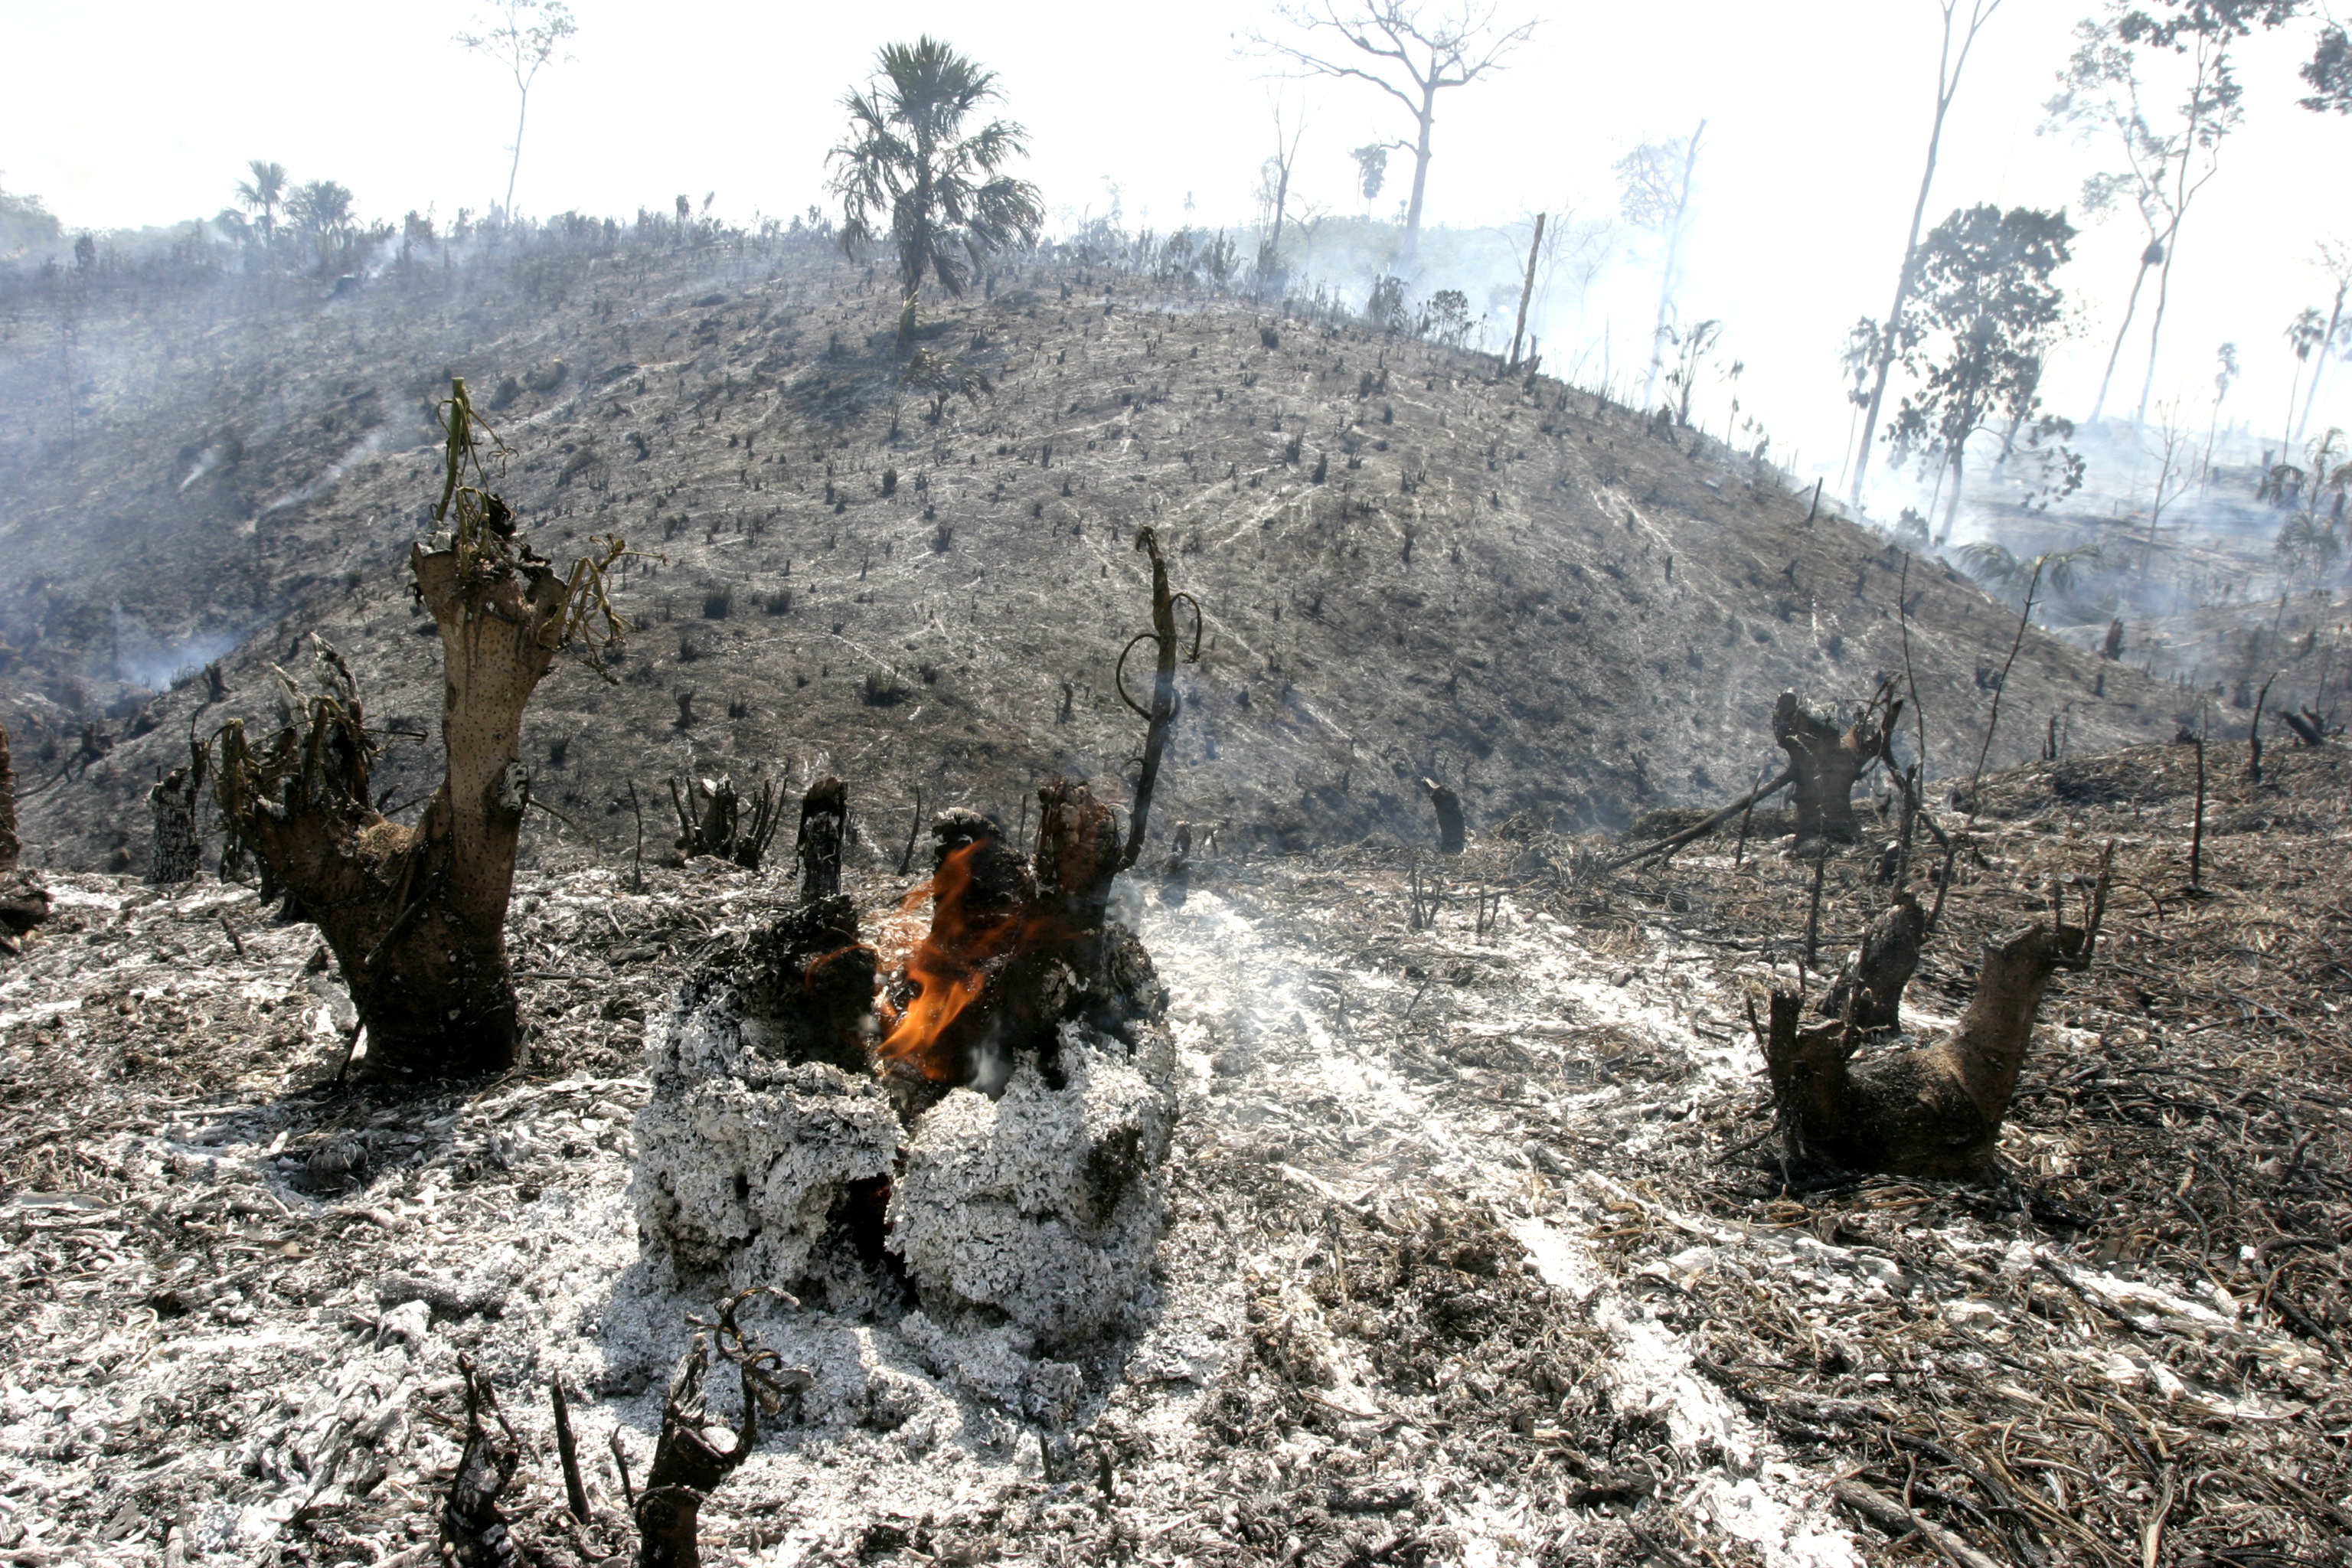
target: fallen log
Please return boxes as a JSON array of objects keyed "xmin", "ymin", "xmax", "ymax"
[{"xmin": 1607, "ymin": 766, "xmax": 1795, "ymax": 870}]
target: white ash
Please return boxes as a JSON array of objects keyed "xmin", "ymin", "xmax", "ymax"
[{"xmin": 890, "ymin": 1019, "xmax": 1178, "ymax": 1347}]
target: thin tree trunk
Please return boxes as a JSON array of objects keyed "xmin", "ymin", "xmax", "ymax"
[
  {"xmin": 1641, "ymin": 122, "xmax": 1704, "ymax": 411},
  {"xmin": 1936, "ymin": 443, "xmax": 1966, "ymax": 546},
  {"xmin": 1507, "ymin": 213, "xmax": 1544, "ymax": 369},
  {"xmin": 2297, "ymin": 283, "xmax": 2346, "ymax": 447},
  {"xmin": 1851, "ymin": 3, "xmax": 1995, "ymax": 511},
  {"xmin": 504, "ymin": 87, "xmax": 530, "ymax": 216},
  {"xmin": 1400, "ymin": 86, "xmax": 1436, "ymax": 268},
  {"xmin": 2134, "ymin": 222, "xmax": 2185, "ymax": 426},
  {"xmin": 2089, "ymin": 255, "xmax": 2154, "ymax": 423}
]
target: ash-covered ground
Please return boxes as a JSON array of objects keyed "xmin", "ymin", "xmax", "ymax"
[{"xmin": 4, "ymin": 734, "xmax": 2347, "ymax": 1568}]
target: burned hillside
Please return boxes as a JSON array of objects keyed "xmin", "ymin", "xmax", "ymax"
[{"xmin": 1, "ymin": 234, "xmax": 2181, "ymax": 875}]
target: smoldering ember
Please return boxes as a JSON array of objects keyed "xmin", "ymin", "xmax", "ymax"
[{"xmin": 6, "ymin": 13, "xmax": 2352, "ymax": 1568}]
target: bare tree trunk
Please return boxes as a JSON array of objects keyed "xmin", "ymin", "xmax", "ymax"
[
  {"xmin": 1851, "ymin": 2, "xmax": 1998, "ymax": 511},
  {"xmin": 2089, "ymin": 253, "xmax": 2155, "ymax": 423},
  {"xmin": 1507, "ymin": 213, "xmax": 1545, "ymax": 370},
  {"xmin": 2134, "ymin": 221, "xmax": 2186, "ymax": 426},
  {"xmin": 1936, "ymin": 443, "xmax": 1966, "ymax": 545},
  {"xmin": 1640, "ymin": 123, "xmax": 1703, "ymax": 411},
  {"xmin": 1400, "ymin": 87, "xmax": 1436, "ymax": 268},
  {"xmin": 2297, "ymin": 281, "xmax": 2347, "ymax": 446}
]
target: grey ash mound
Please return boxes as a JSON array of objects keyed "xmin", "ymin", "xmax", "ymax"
[{"xmin": 4, "ymin": 241, "xmax": 2181, "ymax": 874}]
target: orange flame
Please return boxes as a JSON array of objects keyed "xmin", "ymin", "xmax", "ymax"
[{"xmin": 874, "ymin": 841, "xmax": 1059, "ymax": 1083}]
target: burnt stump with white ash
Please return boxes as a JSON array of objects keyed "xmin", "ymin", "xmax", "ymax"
[{"xmin": 630, "ymin": 782, "xmax": 1174, "ymax": 1419}]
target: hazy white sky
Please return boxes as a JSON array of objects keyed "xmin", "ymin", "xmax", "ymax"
[{"xmin": 6, "ymin": 0, "xmax": 2347, "ymax": 488}]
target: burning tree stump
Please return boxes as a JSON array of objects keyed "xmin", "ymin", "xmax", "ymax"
[
  {"xmin": 0, "ymin": 724, "xmax": 53, "ymax": 956},
  {"xmin": 149, "ymin": 758, "xmax": 202, "ymax": 884},
  {"xmin": 1772, "ymin": 691, "xmax": 1892, "ymax": 845},
  {"xmin": 633, "ymin": 778, "xmax": 1174, "ymax": 1416},
  {"xmin": 1766, "ymin": 863, "xmax": 2108, "ymax": 1180},
  {"xmin": 215, "ymin": 381, "xmax": 629, "ymax": 1076}
]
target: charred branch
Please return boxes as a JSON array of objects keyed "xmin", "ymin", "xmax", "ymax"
[
  {"xmin": 1114, "ymin": 527, "xmax": 1200, "ymax": 871},
  {"xmin": 1818, "ymin": 890, "xmax": 1926, "ymax": 1033}
]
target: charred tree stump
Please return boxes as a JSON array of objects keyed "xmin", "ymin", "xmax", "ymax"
[
  {"xmin": 796, "ymin": 776, "xmax": 848, "ymax": 898},
  {"xmin": 1772, "ymin": 691, "xmax": 1893, "ymax": 846},
  {"xmin": 1423, "ymin": 779, "xmax": 1467, "ymax": 855},
  {"xmin": 440, "ymin": 1357, "xmax": 522, "ymax": 1568},
  {"xmin": 0, "ymin": 724, "xmax": 54, "ymax": 956},
  {"xmin": 214, "ymin": 380, "xmax": 629, "ymax": 1077},
  {"xmin": 0, "ymin": 723, "xmax": 18, "ymax": 872},
  {"xmin": 1766, "ymin": 860, "xmax": 2108, "ymax": 1180},
  {"xmin": 149, "ymin": 762, "xmax": 202, "ymax": 884},
  {"xmin": 1819, "ymin": 891, "xmax": 1926, "ymax": 1033}
]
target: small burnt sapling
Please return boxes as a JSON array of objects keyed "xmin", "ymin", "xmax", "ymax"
[
  {"xmin": 214, "ymin": 379, "xmax": 632, "ymax": 1076},
  {"xmin": 1112, "ymin": 527, "xmax": 1201, "ymax": 869},
  {"xmin": 632, "ymin": 1293, "xmax": 807, "ymax": 1568},
  {"xmin": 1765, "ymin": 850, "xmax": 2111, "ymax": 1180}
]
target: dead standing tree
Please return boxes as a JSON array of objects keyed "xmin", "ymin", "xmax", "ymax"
[
  {"xmin": 215, "ymin": 378, "xmax": 629, "ymax": 1076},
  {"xmin": 1766, "ymin": 849, "xmax": 2112, "ymax": 1180},
  {"xmin": 1255, "ymin": 1, "xmax": 1535, "ymax": 269}
]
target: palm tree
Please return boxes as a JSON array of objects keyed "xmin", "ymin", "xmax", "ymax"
[
  {"xmin": 235, "ymin": 159, "xmax": 287, "ymax": 242},
  {"xmin": 829, "ymin": 38, "xmax": 1044, "ymax": 354}
]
